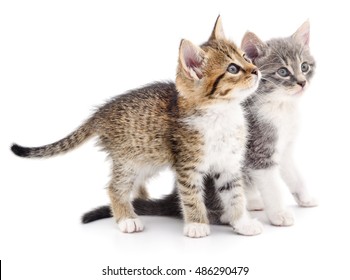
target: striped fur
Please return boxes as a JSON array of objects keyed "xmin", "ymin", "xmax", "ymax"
[
  {"xmin": 11, "ymin": 121, "xmax": 93, "ymax": 158},
  {"xmin": 12, "ymin": 16, "xmax": 262, "ymax": 237},
  {"xmin": 83, "ymin": 21, "xmax": 317, "ymax": 228}
]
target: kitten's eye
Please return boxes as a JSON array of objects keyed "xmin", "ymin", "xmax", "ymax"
[
  {"xmin": 227, "ymin": 63, "xmax": 241, "ymax": 74},
  {"xmin": 277, "ymin": 67, "xmax": 290, "ymax": 77},
  {"xmin": 301, "ymin": 62, "xmax": 310, "ymax": 73}
]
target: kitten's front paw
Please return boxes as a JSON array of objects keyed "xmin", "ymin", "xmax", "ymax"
[
  {"xmin": 184, "ymin": 223, "xmax": 210, "ymax": 238},
  {"xmin": 233, "ymin": 218, "xmax": 263, "ymax": 236},
  {"xmin": 268, "ymin": 209, "xmax": 294, "ymax": 226},
  {"xmin": 293, "ymin": 193, "xmax": 318, "ymax": 207},
  {"xmin": 118, "ymin": 218, "xmax": 144, "ymax": 233},
  {"xmin": 247, "ymin": 197, "xmax": 264, "ymax": 211}
]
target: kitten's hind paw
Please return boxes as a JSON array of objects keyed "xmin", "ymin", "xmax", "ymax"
[
  {"xmin": 184, "ymin": 223, "xmax": 210, "ymax": 238},
  {"xmin": 293, "ymin": 193, "xmax": 318, "ymax": 207},
  {"xmin": 233, "ymin": 218, "xmax": 263, "ymax": 236},
  {"xmin": 118, "ymin": 218, "xmax": 144, "ymax": 233},
  {"xmin": 268, "ymin": 209, "xmax": 294, "ymax": 226}
]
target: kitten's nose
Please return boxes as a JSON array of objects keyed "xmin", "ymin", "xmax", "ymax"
[
  {"xmin": 297, "ymin": 80, "xmax": 306, "ymax": 88},
  {"xmin": 251, "ymin": 68, "xmax": 258, "ymax": 75}
]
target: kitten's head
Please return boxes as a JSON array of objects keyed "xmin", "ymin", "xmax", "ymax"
[
  {"xmin": 176, "ymin": 16, "xmax": 261, "ymax": 107},
  {"xmin": 241, "ymin": 21, "xmax": 315, "ymax": 100}
]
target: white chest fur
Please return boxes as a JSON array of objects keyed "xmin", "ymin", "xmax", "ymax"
[
  {"xmin": 257, "ymin": 94, "xmax": 300, "ymax": 162},
  {"xmin": 185, "ymin": 102, "xmax": 247, "ymax": 174}
]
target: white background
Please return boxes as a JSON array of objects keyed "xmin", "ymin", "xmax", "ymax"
[{"xmin": 1, "ymin": 0, "xmax": 349, "ymax": 279}]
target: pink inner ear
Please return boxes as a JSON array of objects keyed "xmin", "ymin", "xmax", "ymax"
[
  {"xmin": 186, "ymin": 57, "xmax": 203, "ymax": 79},
  {"xmin": 244, "ymin": 44, "xmax": 259, "ymax": 60},
  {"xmin": 187, "ymin": 57, "xmax": 201, "ymax": 69},
  {"xmin": 302, "ymin": 33, "xmax": 310, "ymax": 46},
  {"xmin": 182, "ymin": 43, "xmax": 204, "ymax": 79},
  {"xmin": 293, "ymin": 21, "xmax": 310, "ymax": 47},
  {"xmin": 184, "ymin": 47, "xmax": 203, "ymax": 69},
  {"xmin": 242, "ymin": 32, "xmax": 264, "ymax": 61}
]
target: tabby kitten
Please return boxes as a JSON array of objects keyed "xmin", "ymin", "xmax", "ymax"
[
  {"xmin": 11, "ymin": 17, "xmax": 262, "ymax": 237},
  {"xmin": 83, "ymin": 21, "xmax": 317, "ymax": 227}
]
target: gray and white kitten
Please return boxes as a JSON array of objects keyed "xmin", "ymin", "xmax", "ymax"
[
  {"xmin": 83, "ymin": 21, "xmax": 317, "ymax": 227},
  {"xmin": 240, "ymin": 20, "xmax": 317, "ymax": 226}
]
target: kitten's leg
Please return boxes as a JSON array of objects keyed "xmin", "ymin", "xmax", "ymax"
[
  {"xmin": 132, "ymin": 168, "xmax": 151, "ymax": 200},
  {"xmin": 280, "ymin": 151, "xmax": 317, "ymax": 207},
  {"xmin": 176, "ymin": 169, "xmax": 210, "ymax": 238},
  {"xmin": 133, "ymin": 185, "xmax": 150, "ymax": 200},
  {"xmin": 251, "ymin": 167, "xmax": 294, "ymax": 226},
  {"xmin": 108, "ymin": 165, "xmax": 144, "ymax": 233},
  {"xmin": 216, "ymin": 173, "xmax": 263, "ymax": 235},
  {"xmin": 245, "ymin": 183, "xmax": 264, "ymax": 211}
]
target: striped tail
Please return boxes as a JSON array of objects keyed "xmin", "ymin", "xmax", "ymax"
[{"xmin": 11, "ymin": 120, "xmax": 94, "ymax": 158}]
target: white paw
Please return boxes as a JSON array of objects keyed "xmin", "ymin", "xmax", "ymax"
[
  {"xmin": 268, "ymin": 209, "xmax": 294, "ymax": 226},
  {"xmin": 234, "ymin": 218, "xmax": 263, "ymax": 236},
  {"xmin": 247, "ymin": 197, "xmax": 264, "ymax": 211},
  {"xmin": 184, "ymin": 223, "xmax": 210, "ymax": 238},
  {"xmin": 293, "ymin": 193, "xmax": 318, "ymax": 207},
  {"xmin": 118, "ymin": 218, "xmax": 144, "ymax": 233}
]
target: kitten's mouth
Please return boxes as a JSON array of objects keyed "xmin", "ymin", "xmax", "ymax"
[
  {"xmin": 293, "ymin": 82, "xmax": 308, "ymax": 95},
  {"xmin": 292, "ymin": 87, "xmax": 305, "ymax": 95}
]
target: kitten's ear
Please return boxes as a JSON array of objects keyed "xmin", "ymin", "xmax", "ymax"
[
  {"xmin": 209, "ymin": 15, "xmax": 226, "ymax": 41},
  {"xmin": 241, "ymin": 32, "xmax": 266, "ymax": 61},
  {"xmin": 179, "ymin": 39, "xmax": 205, "ymax": 80},
  {"xmin": 292, "ymin": 20, "xmax": 310, "ymax": 47}
]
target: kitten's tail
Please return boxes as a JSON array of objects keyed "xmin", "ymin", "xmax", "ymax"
[
  {"xmin": 81, "ymin": 192, "xmax": 182, "ymax": 224},
  {"xmin": 11, "ymin": 119, "xmax": 95, "ymax": 158}
]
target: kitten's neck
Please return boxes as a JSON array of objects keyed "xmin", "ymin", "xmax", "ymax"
[
  {"xmin": 184, "ymin": 100, "xmax": 246, "ymax": 132},
  {"xmin": 249, "ymin": 91, "xmax": 301, "ymax": 123},
  {"xmin": 178, "ymin": 94, "xmax": 243, "ymax": 118}
]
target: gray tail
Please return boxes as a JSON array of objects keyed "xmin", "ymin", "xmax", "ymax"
[
  {"xmin": 81, "ymin": 191, "xmax": 182, "ymax": 224},
  {"xmin": 11, "ymin": 120, "xmax": 94, "ymax": 158}
]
